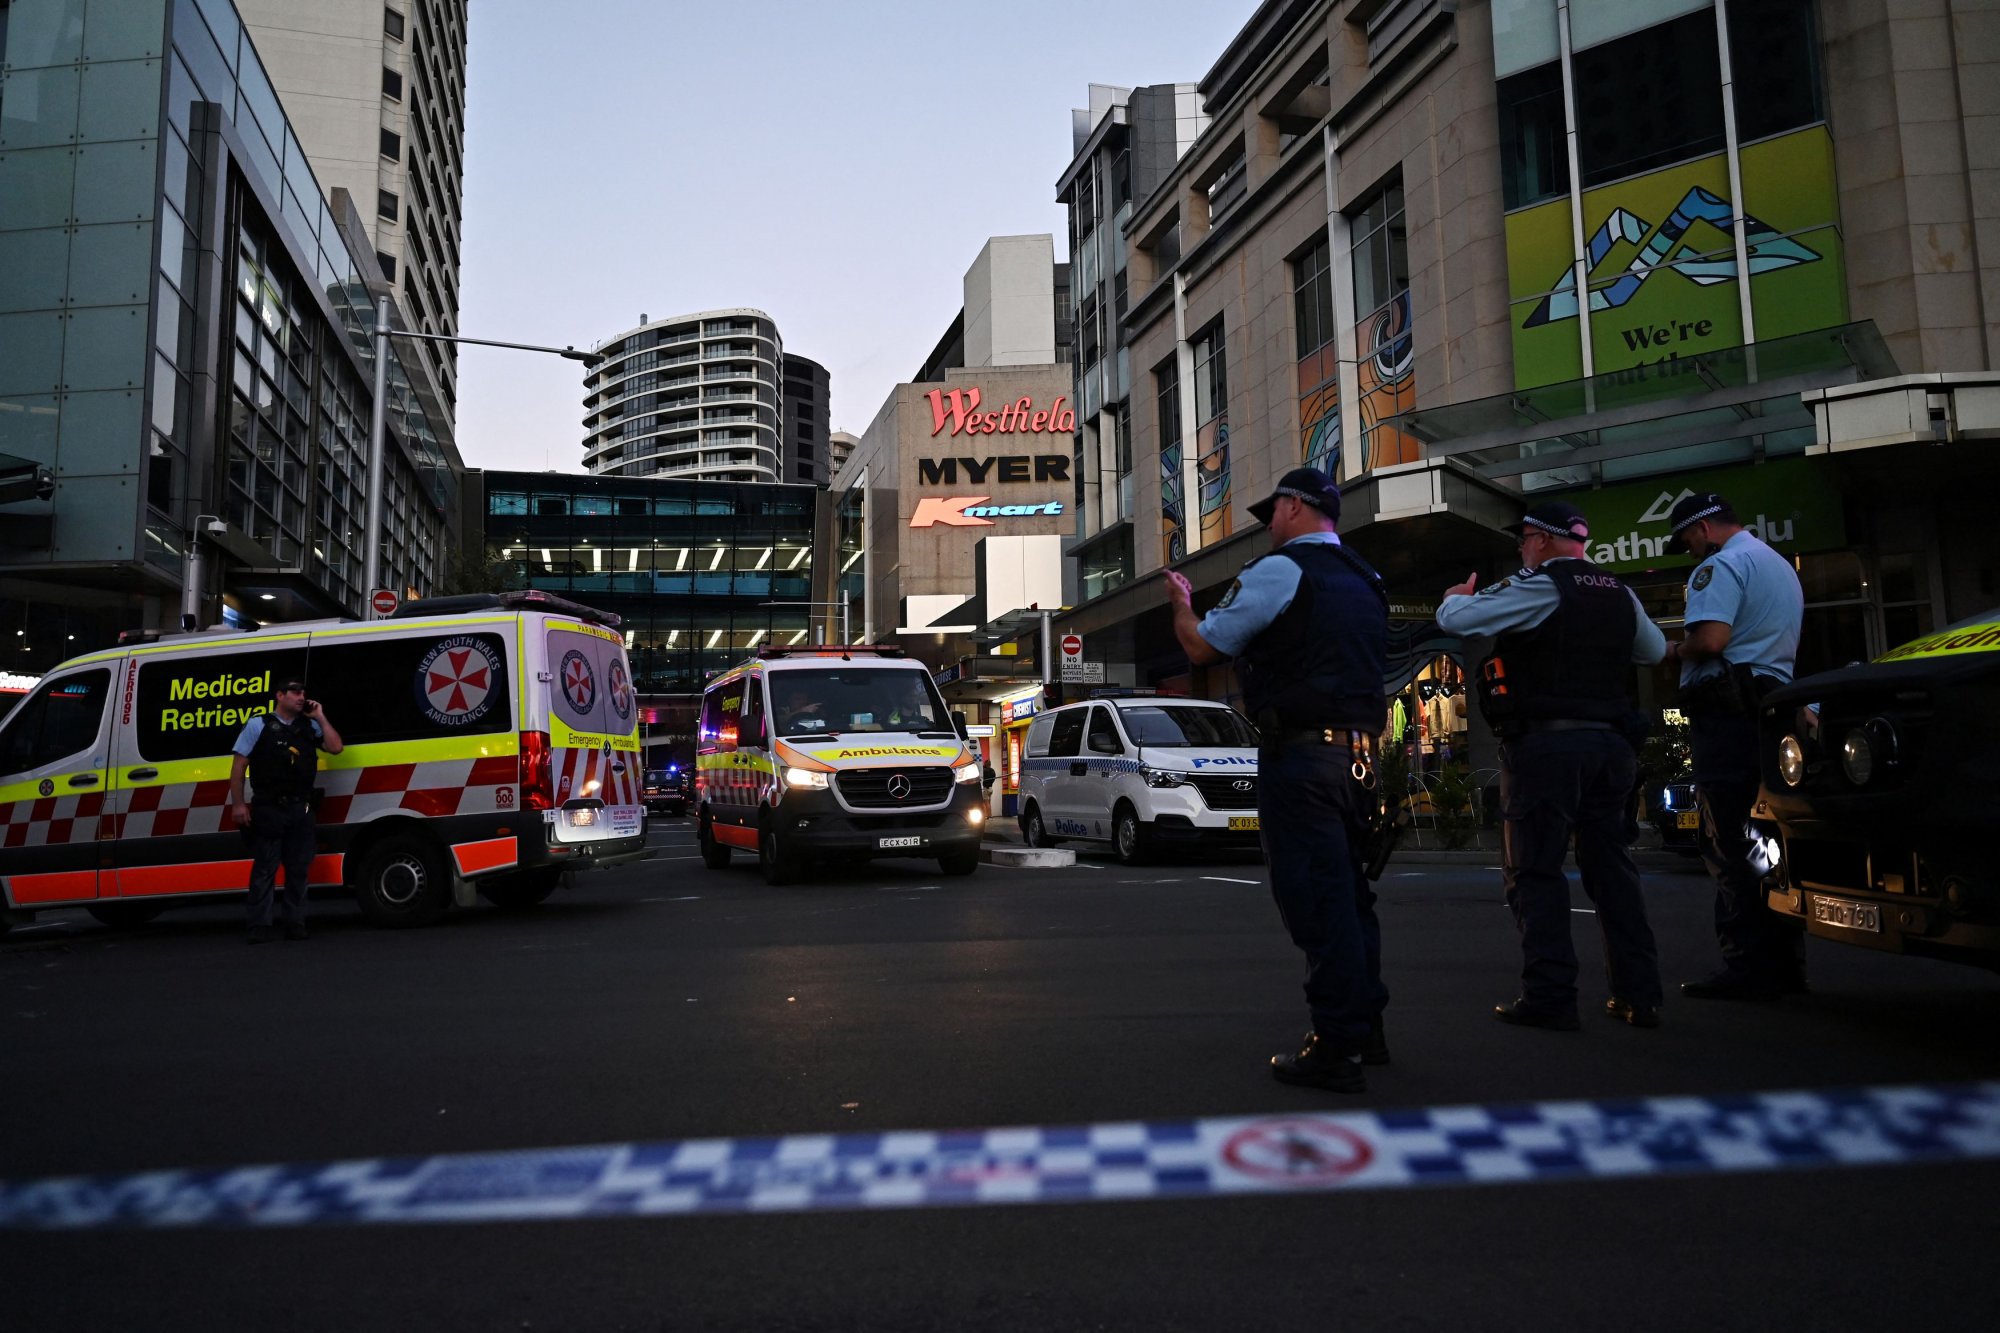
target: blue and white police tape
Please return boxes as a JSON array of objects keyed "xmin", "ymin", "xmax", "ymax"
[{"xmin": 4, "ymin": 1081, "xmax": 1998, "ymax": 1230}]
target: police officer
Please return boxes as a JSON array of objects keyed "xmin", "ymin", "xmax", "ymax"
[
  {"xmin": 1163, "ymin": 467, "xmax": 1389, "ymax": 1093},
  {"xmin": 228, "ymin": 679, "xmax": 344, "ymax": 943},
  {"xmin": 1666, "ymin": 492, "xmax": 1807, "ymax": 1001},
  {"xmin": 1437, "ymin": 501, "xmax": 1668, "ymax": 1029}
]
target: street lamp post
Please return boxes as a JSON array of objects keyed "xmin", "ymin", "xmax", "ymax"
[{"xmin": 362, "ymin": 299, "xmax": 599, "ymax": 615}]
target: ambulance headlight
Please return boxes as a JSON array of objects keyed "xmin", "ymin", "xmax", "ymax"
[
  {"xmin": 783, "ymin": 767, "xmax": 830, "ymax": 790},
  {"xmin": 1142, "ymin": 767, "xmax": 1184, "ymax": 788},
  {"xmin": 953, "ymin": 762, "xmax": 981, "ymax": 784},
  {"xmin": 1778, "ymin": 735, "xmax": 1806, "ymax": 787}
]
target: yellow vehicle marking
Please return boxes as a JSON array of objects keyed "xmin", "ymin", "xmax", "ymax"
[
  {"xmin": 1875, "ymin": 618, "xmax": 2000, "ymax": 663},
  {"xmin": 0, "ymin": 768, "xmax": 110, "ymax": 807},
  {"xmin": 306, "ymin": 616, "xmax": 513, "ymax": 640},
  {"xmin": 808, "ymin": 745, "xmax": 962, "ymax": 761}
]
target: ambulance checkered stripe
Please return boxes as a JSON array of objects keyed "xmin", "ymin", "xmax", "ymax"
[
  {"xmin": 554, "ymin": 746, "xmax": 640, "ymax": 809},
  {"xmin": 0, "ymin": 791, "xmax": 108, "ymax": 848}
]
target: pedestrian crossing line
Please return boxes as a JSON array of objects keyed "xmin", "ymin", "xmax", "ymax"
[{"xmin": 4, "ymin": 1082, "xmax": 1995, "ymax": 1231}]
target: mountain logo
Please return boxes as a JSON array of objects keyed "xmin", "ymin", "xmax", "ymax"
[
  {"xmin": 1638, "ymin": 488, "xmax": 1695, "ymax": 525},
  {"xmin": 1524, "ymin": 186, "xmax": 1824, "ymax": 328}
]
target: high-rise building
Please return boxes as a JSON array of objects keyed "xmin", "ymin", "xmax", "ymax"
[
  {"xmin": 0, "ymin": 0, "xmax": 463, "ymax": 669},
  {"xmin": 233, "ymin": 0, "xmax": 469, "ymax": 419},
  {"xmin": 781, "ymin": 353, "xmax": 829, "ymax": 487},
  {"xmin": 827, "ymin": 429, "xmax": 860, "ymax": 482}
]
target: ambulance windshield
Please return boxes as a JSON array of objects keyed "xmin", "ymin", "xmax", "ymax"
[{"xmin": 773, "ymin": 668, "xmax": 951, "ymax": 738}]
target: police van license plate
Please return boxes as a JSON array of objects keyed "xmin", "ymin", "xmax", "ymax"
[
  {"xmin": 1810, "ymin": 894, "xmax": 1881, "ymax": 933},
  {"xmin": 1676, "ymin": 812, "xmax": 1700, "ymax": 830},
  {"xmin": 877, "ymin": 835, "xmax": 923, "ymax": 849},
  {"xmin": 1228, "ymin": 817, "xmax": 1260, "ymax": 832}
]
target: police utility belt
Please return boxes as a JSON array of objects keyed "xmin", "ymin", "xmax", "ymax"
[{"xmin": 1679, "ymin": 662, "xmax": 1781, "ymax": 718}]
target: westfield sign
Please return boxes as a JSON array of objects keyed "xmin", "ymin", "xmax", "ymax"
[{"xmin": 926, "ymin": 387, "xmax": 1076, "ymax": 437}]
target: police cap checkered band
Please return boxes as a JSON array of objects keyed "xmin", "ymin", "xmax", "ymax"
[
  {"xmin": 1669, "ymin": 493, "xmax": 1728, "ymax": 534},
  {"xmin": 1275, "ymin": 485, "xmax": 1335, "ymax": 512},
  {"xmin": 1503, "ymin": 501, "xmax": 1589, "ymax": 541},
  {"xmin": 1249, "ymin": 467, "xmax": 1341, "ymax": 524}
]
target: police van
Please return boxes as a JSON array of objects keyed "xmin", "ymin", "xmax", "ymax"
[
  {"xmin": 1017, "ymin": 693, "xmax": 1263, "ymax": 864},
  {"xmin": 0, "ymin": 590, "xmax": 645, "ymax": 935},
  {"xmin": 695, "ymin": 646, "xmax": 985, "ymax": 883}
]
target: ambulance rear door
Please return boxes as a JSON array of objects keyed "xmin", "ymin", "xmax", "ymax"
[
  {"xmin": 0, "ymin": 659, "xmax": 122, "ymax": 908},
  {"xmin": 543, "ymin": 619, "xmax": 641, "ymax": 843}
]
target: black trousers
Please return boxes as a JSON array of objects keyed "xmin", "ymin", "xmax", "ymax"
[
  {"xmin": 1499, "ymin": 729, "xmax": 1661, "ymax": 1012},
  {"xmin": 1257, "ymin": 740, "xmax": 1387, "ymax": 1054},
  {"xmin": 246, "ymin": 800, "xmax": 317, "ymax": 928},
  {"xmin": 1691, "ymin": 714, "xmax": 1805, "ymax": 982}
]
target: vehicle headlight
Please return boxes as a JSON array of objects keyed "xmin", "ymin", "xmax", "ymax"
[
  {"xmin": 782, "ymin": 767, "xmax": 829, "ymax": 790},
  {"xmin": 1658, "ymin": 786, "xmax": 1676, "ymax": 811},
  {"xmin": 1841, "ymin": 728, "xmax": 1874, "ymax": 786},
  {"xmin": 953, "ymin": 762, "xmax": 980, "ymax": 784},
  {"xmin": 1142, "ymin": 767, "xmax": 1184, "ymax": 788},
  {"xmin": 1778, "ymin": 735, "xmax": 1806, "ymax": 787}
]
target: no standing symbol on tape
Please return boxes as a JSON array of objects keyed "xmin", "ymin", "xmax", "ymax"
[{"xmin": 1221, "ymin": 1118, "xmax": 1373, "ymax": 1184}]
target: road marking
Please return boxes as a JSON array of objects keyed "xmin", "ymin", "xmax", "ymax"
[
  {"xmin": 1202, "ymin": 876, "xmax": 1260, "ymax": 885},
  {"xmin": 2, "ymin": 1083, "xmax": 1993, "ymax": 1230},
  {"xmin": 1571, "ymin": 908, "xmax": 1597, "ymax": 915},
  {"xmin": 651, "ymin": 855, "xmax": 707, "ymax": 861}
]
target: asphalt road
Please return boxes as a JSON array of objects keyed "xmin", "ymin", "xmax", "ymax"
[{"xmin": 3, "ymin": 819, "xmax": 1996, "ymax": 1330}]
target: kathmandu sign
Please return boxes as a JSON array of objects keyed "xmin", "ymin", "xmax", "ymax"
[
  {"xmin": 927, "ymin": 388, "xmax": 1076, "ymax": 438},
  {"xmin": 909, "ymin": 497, "xmax": 1065, "ymax": 528},
  {"xmin": 1559, "ymin": 457, "xmax": 1843, "ymax": 574}
]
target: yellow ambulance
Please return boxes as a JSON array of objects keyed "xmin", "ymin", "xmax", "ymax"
[{"xmin": 0, "ymin": 591, "xmax": 644, "ymax": 934}]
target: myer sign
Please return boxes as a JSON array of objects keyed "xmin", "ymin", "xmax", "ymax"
[{"xmin": 1563, "ymin": 458, "xmax": 1843, "ymax": 574}]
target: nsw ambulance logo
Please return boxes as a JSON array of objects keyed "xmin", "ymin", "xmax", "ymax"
[
  {"xmin": 606, "ymin": 658, "xmax": 633, "ymax": 724},
  {"xmin": 417, "ymin": 636, "xmax": 499, "ymax": 727},
  {"xmin": 560, "ymin": 650, "xmax": 597, "ymax": 712}
]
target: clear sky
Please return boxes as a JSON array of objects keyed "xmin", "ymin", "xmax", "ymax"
[{"xmin": 452, "ymin": 0, "xmax": 1255, "ymax": 474}]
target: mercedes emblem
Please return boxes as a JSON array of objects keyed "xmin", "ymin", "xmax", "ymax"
[{"xmin": 887, "ymin": 773, "xmax": 913, "ymax": 800}]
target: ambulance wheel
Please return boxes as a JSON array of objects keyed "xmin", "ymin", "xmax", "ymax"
[
  {"xmin": 353, "ymin": 834, "xmax": 450, "ymax": 927},
  {"xmin": 939, "ymin": 849, "xmax": 980, "ymax": 876},
  {"xmin": 698, "ymin": 812, "xmax": 731, "ymax": 869},
  {"xmin": 1023, "ymin": 802, "xmax": 1062, "ymax": 848},
  {"xmin": 1112, "ymin": 803, "xmax": 1152, "ymax": 866},
  {"xmin": 480, "ymin": 866, "xmax": 562, "ymax": 911},
  {"xmin": 759, "ymin": 820, "xmax": 802, "ymax": 886},
  {"xmin": 86, "ymin": 903, "xmax": 165, "ymax": 929}
]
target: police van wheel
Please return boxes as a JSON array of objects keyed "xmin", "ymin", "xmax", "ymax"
[
  {"xmin": 759, "ymin": 822, "xmax": 802, "ymax": 886},
  {"xmin": 1023, "ymin": 803, "xmax": 1061, "ymax": 848},
  {"xmin": 86, "ymin": 903, "xmax": 166, "ymax": 929},
  {"xmin": 1113, "ymin": 804, "xmax": 1151, "ymax": 866},
  {"xmin": 353, "ymin": 835, "xmax": 450, "ymax": 928},
  {"xmin": 698, "ymin": 812, "xmax": 731, "ymax": 869}
]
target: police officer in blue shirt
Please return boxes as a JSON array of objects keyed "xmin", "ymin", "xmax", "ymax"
[
  {"xmin": 1438, "ymin": 501, "xmax": 1669, "ymax": 1029},
  {"xmin": 1164, "ymin": 468, "xmax": 1389, "ymax": 1093},
  {"xmin": 1666, "ymin": 492, "xmax": 1807, "ymax": 1000}
]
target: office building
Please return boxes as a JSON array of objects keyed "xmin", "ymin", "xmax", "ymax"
[
  {"xmin": 581, "ymin": 310, "xmax": 787, "ymax": 485},
  {"xmin": 0, "ymin": 0, "xmax": 463, "ymax": 672},
  {"xmin": 781, "ymin": 352, "xmax": 829, "ymax": 486},
  {"xmin": 827, "ymin": 428, "xmax": 859, "ymax": 481},
  {"xmin": 235, "ymin": 0, "xmax": 470, "ymax": 417}
]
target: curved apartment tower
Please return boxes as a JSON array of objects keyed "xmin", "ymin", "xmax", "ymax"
[{"xmin": 582, "ymin": 310, "xmax": 783, "ymax": 482}]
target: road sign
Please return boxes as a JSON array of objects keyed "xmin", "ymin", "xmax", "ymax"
[
  {"xmin": 1060, "ymin": 659, "xmax": 1105, "ymax": 684},
  {"xmin": 1060, "ymin": 633, "xmax": 1083, "ymax": 660},
  {"xmin": 370, "ymin": 588, "xmax": 399, "ymax": 617}
]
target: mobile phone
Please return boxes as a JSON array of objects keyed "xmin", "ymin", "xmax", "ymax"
[{"xmin": 304, "ymin": 699, "xmax": 320, "ymax": 714}]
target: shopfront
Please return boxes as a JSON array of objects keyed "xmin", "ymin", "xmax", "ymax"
[{"xmin": 994, "ymin": 684, "xmax": 1047, "ymax": 818}]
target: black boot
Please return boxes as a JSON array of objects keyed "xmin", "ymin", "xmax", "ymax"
[
  {"xmin": 1270, "ymin": 1033, "xmax": 1366, "ymax": 1093},
  {"xmin": 1360, "ymin": 1016, "xmax": 1391, "ymax": 1066},
  {"xmin": 1493, "ymin": 998, "xmax": 1581, "ymax": 1031}
]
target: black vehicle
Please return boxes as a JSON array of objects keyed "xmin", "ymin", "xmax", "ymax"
[
  {"xmin": 1756, "ymin": 609, "xmax": 2000, "ymax": 970},
  {"xmin": 1647, "ymin": 780, "xmax": 1702, "ymax": 855},
  {"xmin": 645, "ymin": 766, "xmax": 691, "ymax": 816}
]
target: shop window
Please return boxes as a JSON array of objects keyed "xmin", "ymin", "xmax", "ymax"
[
  {"xmin": 1573, "ymin": 8, "xmax": 1724, "ymax": 186},
  {"xmin": 1728, "ymin": 0, "xmax": 1823, "ymax": 142},
  {"xmin": 1497, "ymin": 61, "xmax": 1570, "ymax": 210}
]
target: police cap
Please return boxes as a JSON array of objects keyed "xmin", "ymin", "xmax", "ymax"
[
  {"xmin": 1666, "ymin": 492, "xmax": 1731, "ymax": 551},
  {"xmin": 1502, "ymin": 500, "xmax": 1590, "ymax": 542},
  {"xmin": 1249, "ymin": 467, "xmax": 1341, "ymax": 525}
]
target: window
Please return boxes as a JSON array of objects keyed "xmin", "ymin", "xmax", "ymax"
[
  {"xmin": 384, "ymin": 6, "xmax": 405, "ymax": 41},
  {"xmin": 1573, "ymin": 8, "xmax": 1724, "ymax": 185},
  {"xmin": 379, "ymin": 128, "xmax": 402, "ymax": 161},
  {"xmin": 376, "ymin": 250, "xmax": 397, "ymax": 281},
  {"xmin": 1204, "ymin": 144, "xmax": 1247, "ymax": 225},
  {"xmin": 1045, "ymin": 708, "xmax": 1086, "ymax": 758},
  {"xmin": 1119, "ymin": 705, "xmax": 1257, "ymax": 748},
  {"xmin": 1292, "ymin": 236, "xmax": 1336, "ymax": 362},
  {"xmin": 1497, "ymin": 61, "xmax": 1569, "ymax": 210},
  {"xmin": 1156, "ymin": 357, "xmax": 1185, "ymax": 564},
  {"xmin": 1086, "ymin": 706, "xmax": 1123, "ymax": 755},
  {"xmin": 740, "ymin": 674, "xmax": 767, "ymax": 745},
  {"xmin": 1294, "ymin": 235, "xmax": 1340, "ymax": 472},
  {"xmin": 0, "ymin": 670, "xmax": 113, "ymax": 777},
  {"xmin": 1728, "ymin": 0, "xmax": 1823, "ymax": 142},
  {"xmin": 1350, "ymin": 181, "xmax": 1408, "ymax": 323},
  {"xmin": 377, "ymin": 188, "xmax": 400, "ymax": 220},
  {"xmin": 1192, "ymin": 323, "xmax": 1227, "ymax": 428},
  {"xmin": 1349, "ymin": 177, "xmax": 1418, "ymax": 468},
  {"xmin": 382, "ymin": 66, "xmax": 403, "ymax": 100}
]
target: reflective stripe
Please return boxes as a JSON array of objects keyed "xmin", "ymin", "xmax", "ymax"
[
  {"xmin": 450, "ymin": 838, "xmax": 518, "ymax": 877},
  {"xmin": 712, "ymin": 824, "xmax": 758, "ymax": 850},
  {"xmin": 8, "ymin": 870, "xmax": 98, "ymax": 905},
  {"xmin": 110, "ymin": 854, "xmax": 344, "ymax": 898}
]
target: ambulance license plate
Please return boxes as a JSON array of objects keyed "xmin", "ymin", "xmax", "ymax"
[
  {"xmin": 1810, "ymin": 894, "xmax": 1881, "ymax": 934},
  {"xmin": 878, "ymin": 835, "xmax": 923, "ymax": 849},
  {"xmin": 1676, "ymin": 812, "xmax": 1700, "ymax": 830},
  {"xmin": 1228, "ymin": 817, "xmax": 1260, "ymax": 832}
]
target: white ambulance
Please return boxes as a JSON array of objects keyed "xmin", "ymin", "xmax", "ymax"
[
  {"xmin": 696, "ymin": 646, "xmax": 986, "ymax": 883},
  {"xmin": 0, "ymin": 590, "xmax": 645, "ymax": 935},
  {"xmin": 1016, "ymin": 693, "xmax": 1263, "ymax": 864}
]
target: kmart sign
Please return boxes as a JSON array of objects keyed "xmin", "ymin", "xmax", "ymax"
[{"xmin": 1561, "ymin": 458, "xmax": 1844, "ymax": 574}]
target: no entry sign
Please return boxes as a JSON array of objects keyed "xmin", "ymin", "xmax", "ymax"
[
  {"xmin": 370, "ymin": 588, "xmax": 400, "ymax": 617},
  {"xmin": 1060, "ymin": 634, "xmax": 1083, "ymax": 659}
]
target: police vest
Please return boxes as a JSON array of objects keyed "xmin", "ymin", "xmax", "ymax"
[
  {"xmin": 1238, "ymin": 542, "xmax": 1389, "ymax": 733},
  {"xmin": 248, "ymin": 712, "xmax": 319, "ymax": 803},
  {"xmin": 1489, "ymin": 562, "xmax": 1636, "ymax": 724}
]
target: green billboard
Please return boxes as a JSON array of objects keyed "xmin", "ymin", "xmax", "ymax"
[{"xmin": 1558, "ymin": 457, "xmax": 1845, "ymax": 574}]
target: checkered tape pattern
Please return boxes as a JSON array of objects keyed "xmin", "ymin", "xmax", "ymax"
[
  {"xmin": 114, "ymin": 755, "xmax": 522, "ymax": 841},
  {"xmin": 4, "ymin": 1082, "xmax": 1996, "ymax": 1231},
  {"xmin": 0, "ymin": 789, "xmax": 107, "ymax": 849},
  {"xmin": 552, "ymin": 745, "xmax": 640, "ymax": 809}
]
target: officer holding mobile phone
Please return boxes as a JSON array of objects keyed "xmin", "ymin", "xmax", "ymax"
[{"xmin": 228, "ymin": 678, "xmax": 344, "ymax": 943}]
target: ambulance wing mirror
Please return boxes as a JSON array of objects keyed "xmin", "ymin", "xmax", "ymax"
[{"xmin": 951, "ymin": 710, "xmax": 968, "ymax": 738}]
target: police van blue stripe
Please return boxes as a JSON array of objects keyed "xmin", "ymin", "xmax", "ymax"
[{"xmin": 3, "ymin": 1082, "xmax": 1994, "ymax": 1230}]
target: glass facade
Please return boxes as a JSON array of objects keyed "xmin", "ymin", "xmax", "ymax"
[{"xmin": 481, "ymin": 471, "xmax": 817, "ymax": 696}]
